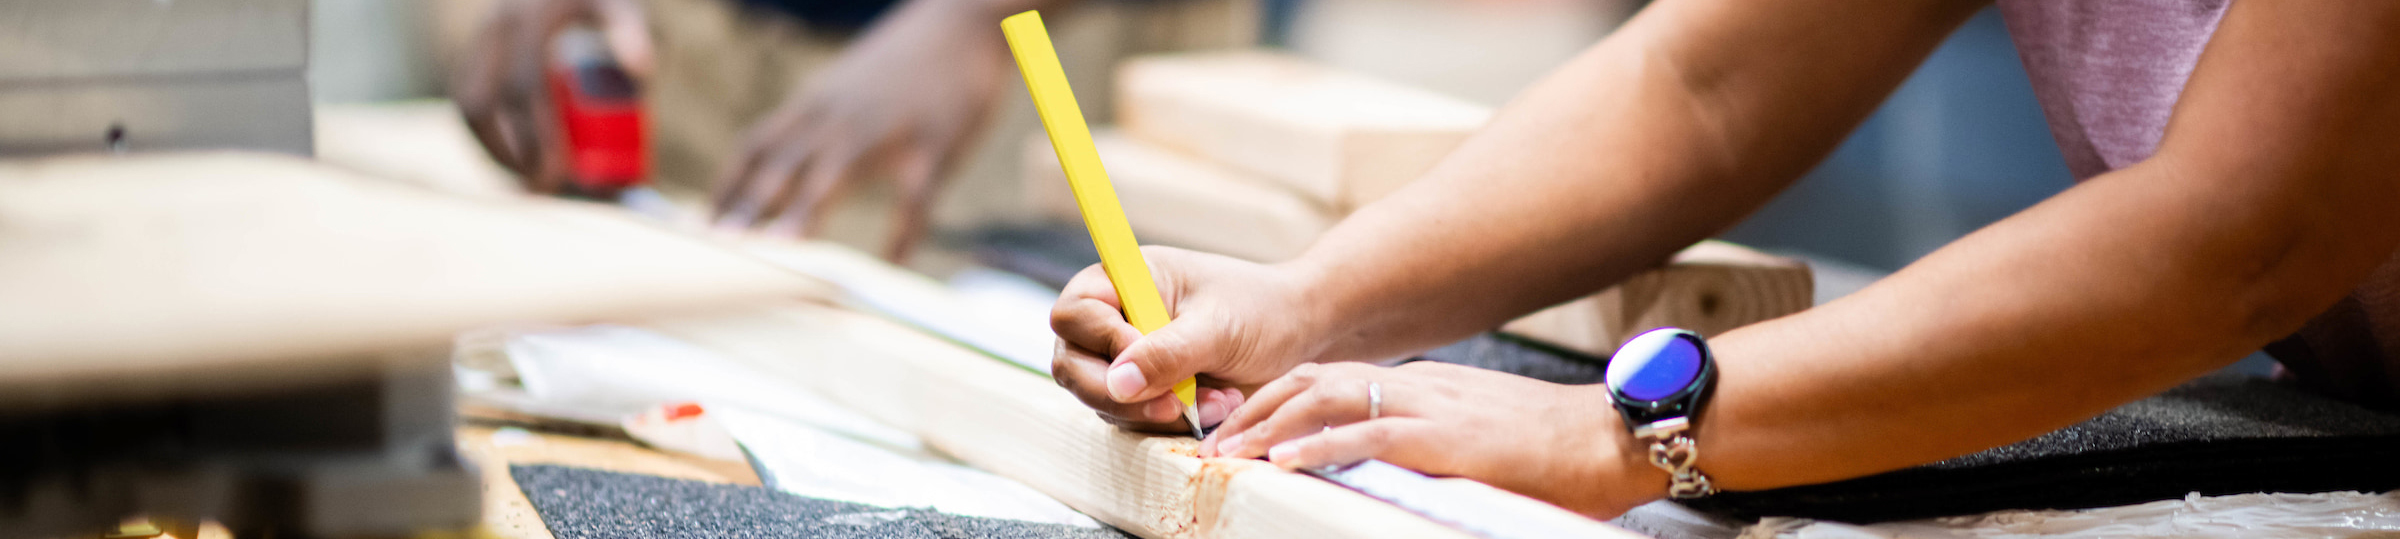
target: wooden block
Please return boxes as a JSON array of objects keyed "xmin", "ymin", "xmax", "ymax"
[
  {"xmin": 1504, "ymin": 241, "xmax": 1814, "ymax": 356},
  {"xmin": 1025, "ymin": 129, "xmax": 1338, "ymax": 263},
  {"xmin": 0, "ymin": 152, "xmax": 829, "ymax": 411},
  {"xmin": 645, "ymin": 303, "xmax": 1646, "ymax": 539},
  {"xmin": 0, "ymin": 0, "xmax": 308, "ymax": 81},
  {"xmin": 1116, "ymin": 51, "xmax": 1491, "ymax": 211}
]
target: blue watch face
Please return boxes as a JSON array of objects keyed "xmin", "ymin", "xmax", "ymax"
[{"xmin": 1607, "ymin": 329, "xmax": 1705, "ymax": 402}]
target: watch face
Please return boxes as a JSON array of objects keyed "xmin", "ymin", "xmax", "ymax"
[{"xmin": 1607, "ymin": 329, "xmax": 1706, "ymax": 402}]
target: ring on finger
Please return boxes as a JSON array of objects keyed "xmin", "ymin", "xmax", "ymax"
[{"xmin": 1368, "ymin": 381, "xmax": 1382, "ymax": 420}]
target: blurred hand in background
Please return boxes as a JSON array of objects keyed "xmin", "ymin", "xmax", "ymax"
[
  {"xmin": 451, "ymin": 0, "xmax": 653, "ymax": 195},
  {"xmin": 709, "ymin": 0, "xmax": 1015, "ymax": 261},
  {"xmin": 452, "ymin": 0, "xmax": 1023, "ymax": 262}
]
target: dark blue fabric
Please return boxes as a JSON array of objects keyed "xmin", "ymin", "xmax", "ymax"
[{"xmin": 737, "ymin": 0, "xmax": 898, "ymax": 30}]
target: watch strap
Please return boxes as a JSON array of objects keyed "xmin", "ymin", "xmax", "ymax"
[{"xmin": 1635, "ymin": 418, "xmax": 1718, "ymax": 499}]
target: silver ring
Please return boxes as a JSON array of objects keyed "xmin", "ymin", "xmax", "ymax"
[{"xmin": 1367, "ymin": 382, "xmax": 1382, "ymax": 420}]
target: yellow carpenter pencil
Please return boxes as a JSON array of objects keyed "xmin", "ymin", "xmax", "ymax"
[{"xmin": 1001, "ymin": 10, "xmax": 1203, "ymax": 438}]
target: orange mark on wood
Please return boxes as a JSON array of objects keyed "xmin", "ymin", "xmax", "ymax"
[{"xmin": 1189, "ymin": 457, "xmax": 1275, "ymax": 537}]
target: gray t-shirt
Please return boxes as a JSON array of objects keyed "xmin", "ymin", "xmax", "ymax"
[{"xmin": 1998, "ymin": 0, "xmax": 2229, "ymax": 180}]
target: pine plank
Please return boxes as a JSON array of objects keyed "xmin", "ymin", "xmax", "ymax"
[
  {"xmin": 1115, "ymin": 51, "xmax": 1491, "ymax": 211},
  {"xmin": 1024, "ymin": 130, "xmax": 1338, "ymax": 262},
  {"xmin": 0, "ymin": 152, "xmax": 828, "ymax": 410}
]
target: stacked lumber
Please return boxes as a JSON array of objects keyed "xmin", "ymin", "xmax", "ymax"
[
  {"xmin": 1116, "ymin": 51, "xmax": 1492, "ymax": 212},
  {"xmin": 1022, "ymin": 51, "xmax": 1811, "ymax": 354}
]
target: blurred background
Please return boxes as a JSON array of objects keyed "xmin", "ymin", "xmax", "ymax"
[{"xmin": 314, "ymin": 0, "xmax": 2072, "ymax": 274}]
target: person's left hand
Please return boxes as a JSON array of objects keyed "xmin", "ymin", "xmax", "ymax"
[
  {"xmin": 1199, "ymin": 361, "xmax": 1667, "ymax": 518},
  {"xmin": 710, "ymin": 0, "xmax": 1013, "ymax": 262}
]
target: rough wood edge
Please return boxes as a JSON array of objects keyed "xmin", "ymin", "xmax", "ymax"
[{"xmin": 643, "ymin": 303, "xmax": 1648, "ymax": 539}]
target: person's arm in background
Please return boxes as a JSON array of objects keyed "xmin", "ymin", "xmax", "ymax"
[
  {"xmin": 451, "ymin": 0, "xmax": 1073, "ymax": 261},
  {"xmin": 1192, "ymin": 0, "xmax": 2400, "ymax": 518},
  {"xmin": 1051, "ymin": 0, "xmax": 1984, "ymax": 430}
]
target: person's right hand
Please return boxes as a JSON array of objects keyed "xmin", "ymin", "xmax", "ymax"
[
  {"xmin": 450, "ymin": 0, "xmax": 652, "ymax": 194},
  {"xmin": 1049, "ymin": 246, "xmax": 1334, "ymax": 432}
]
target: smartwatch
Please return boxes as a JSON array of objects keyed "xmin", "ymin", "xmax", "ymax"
[{"xmin": 1603, "ymin": 327, "xmax": 1719, "ymax": 499}]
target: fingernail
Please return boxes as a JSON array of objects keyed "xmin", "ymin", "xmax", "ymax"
[
  {"xmin": 1217, "ymin": 433, "xmax": 1246, "ymax": 456},
  {"xmin": 1267, "ymin": 440, "xmax": 1300, "ymax": 464},
  {"xmin": 1145, "ymin": 398, "xmax": 1178, "ymax": 421},
  {"xmin": 1106, "ymin": 363, "xmax": 1146, "ymax": 401},
  {"xmin": 1199, "ymin": 398, "xmax": 1229, "ymax": 426}
]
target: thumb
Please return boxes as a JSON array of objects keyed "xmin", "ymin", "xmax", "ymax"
[{"xmin": 1105, "ymin": 314, "xmax": 1227, "ymax": 404}]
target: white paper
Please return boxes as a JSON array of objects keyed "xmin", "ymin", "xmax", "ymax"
[
  {"xmin": 711, "ymin": 405, "xmax": 1102, "ymax": 528},
  {"xmin": 504, "ymin": 324, "xmax": 922, "ymax": 452}
]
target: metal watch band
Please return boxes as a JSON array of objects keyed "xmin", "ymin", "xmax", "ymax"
[{"xmin": 1633, "ymin": 417, "xmax": 1718, "ymax": 499}]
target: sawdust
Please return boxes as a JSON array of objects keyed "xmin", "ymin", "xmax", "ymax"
[{"xmin": 1188, "ymin": 458, "xmax": 1277, "ymax": 538}]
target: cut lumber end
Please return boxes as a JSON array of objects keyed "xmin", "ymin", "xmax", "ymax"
[{"xmin": 1504, "ymin": 241, "xmax": 1812, "ymax": 357}]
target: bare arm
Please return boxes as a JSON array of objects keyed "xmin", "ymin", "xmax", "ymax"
[
  {"xmin": 1197, "ymin": 0, "xmax": 2400, "ymax": 515},
  {"xmin": 1057, "ymin": 0, "xmax": 1982, "ymax": 429},
  {"xmin": 1294, "ymin": 0, "xmax": 1985, "ymax": 362},
  {"xmin": 1689, "ymin": 0, "xmax": 2400, "ymax": 490},
  {"xmin": 1179, "ymin": 0, "xmax": 2400, "ymax": 517}
]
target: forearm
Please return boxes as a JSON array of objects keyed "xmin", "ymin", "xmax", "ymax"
[
  {"xmin": 1696, "ymin": 163, "xmax": 2400, "ymax": 490},
  {"xmin": 1680, "ymin": 0, "xmax": 2400, "ymax": 491},
  {"xmin": 1288, "ymin": 0, "xmax": 1978, "ymax": 362}
]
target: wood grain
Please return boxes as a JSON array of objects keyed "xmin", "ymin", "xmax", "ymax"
[{"xmin": 1503, "ymin": 241, "xmax": 1814, "ymax": 356}]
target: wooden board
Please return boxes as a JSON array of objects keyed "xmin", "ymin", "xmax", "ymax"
[
  {"xmin": 1503, "ymin": 241, "xmax": 1814, "ymax": 356},
  {"xmin": 0, "ymin": 152, "xmax": 829, "ymax": 411},
  {"xmin": 1115, "ymin": 51, "xmax": 1491, "ymax": 211},
  {"xmin": 315, "ymin": 102, "xmax": 527, "ymax": 201},
  {"xmin": 1024, "ymin": 130, "xmax": 1338, "ymax": 263},
  {"xmin": 643, "ymin": 301, "xmax": 1647, "ymax": 539}
]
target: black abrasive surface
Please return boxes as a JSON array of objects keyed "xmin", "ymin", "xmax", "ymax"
[
  {"xmin": 511, "ymin": 465, "xmax": 1131, "ymax": 539},
  {"xmin": 1416, "ymin": 332, "xmax": 1609, "ymax": 385},
  {"xmin": 1415, "ymin": 332, "xmax": 2400, "ymax": 524}
]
